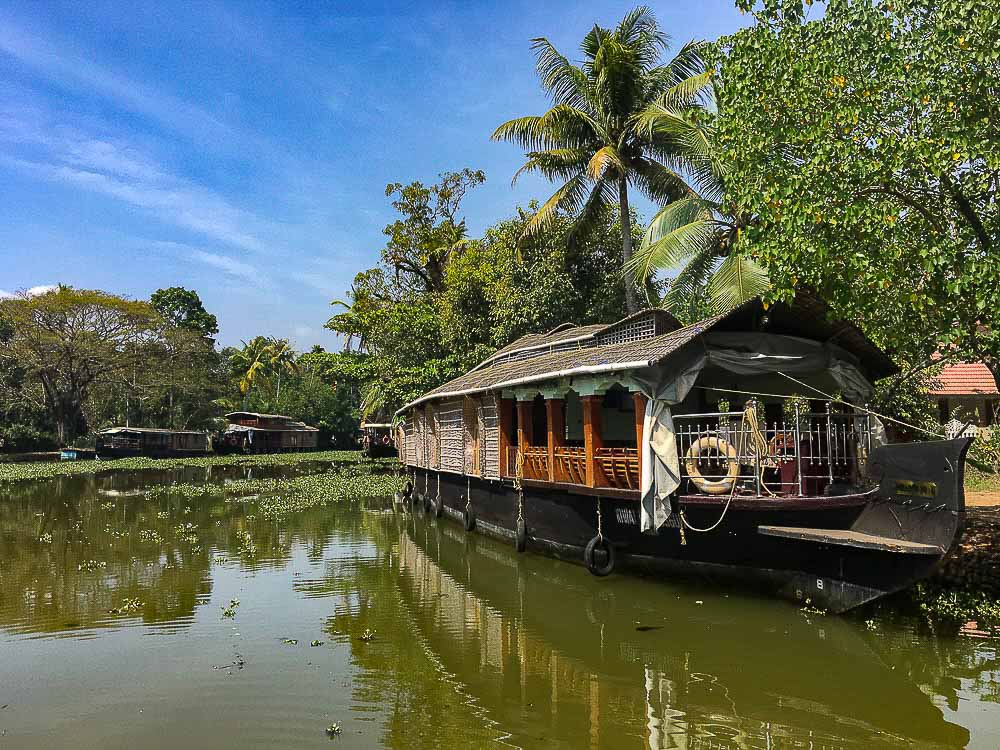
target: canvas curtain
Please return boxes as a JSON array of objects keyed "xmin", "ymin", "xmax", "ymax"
[{"xmin": 633, "ymin": 334, "xmax": 875, "ymax": 534}]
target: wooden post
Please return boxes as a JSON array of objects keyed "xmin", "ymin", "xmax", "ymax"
[
  {"xmin": 582, "ymin": 395, "xmax": 603, "ymax": 487},
  {"xmin": 633, "ymin": 392, "xmax": 647, "ymax": 478},
  {"xmin": 516, "ymin": 400, "xmax": 534, "ymax": 448},
  {"xmin": 545, "ymin": 398, "xmax": 565, "ymax": 483},
  {"xmin": 498, "ymin": 398, "xmax": 514, "ymax": 477}
]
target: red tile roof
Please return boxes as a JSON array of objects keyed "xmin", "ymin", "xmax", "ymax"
[{"xmin": 930, "ymin": 362, "xmax": 999, "ymax": 396}]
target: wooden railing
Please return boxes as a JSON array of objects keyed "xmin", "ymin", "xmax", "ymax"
[
  {"xmin": 595, "ymin": 448, "xmax": 640, "ymax": 490},
  {"xmin": 553, "ymin": 446, "xmax": 587, "ymax": 484},
  {"xmin": 505, "ymin": 445, "xmax": 640, "ymax": 491}
]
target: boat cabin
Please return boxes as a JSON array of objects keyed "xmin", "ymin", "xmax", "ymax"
[
  {"xmin": 219, "ymin": 412, "xmax": 319, "ymax": 453},
  {"xmin": 96, "ymin": 427, "xmax": 211, "ymax": 459},
  {"xmin": 396, "ymin": 295, "xmax": 895, "ymax": 526},
  {"xmin": 360, "ymin": 422, "xmax": 397, "ymax": 458}
]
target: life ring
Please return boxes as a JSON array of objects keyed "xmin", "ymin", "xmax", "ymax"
[
  {"xmin": 515, "ymin": 517, "xmax": 527, "ymax": 552},
  {"xmin": 433, "ymin": 493, "xmax": 444, "ymax": 518},
  {"xmin": 463, "ymin": 505, "xmax": 476, "ymax": 532},
  {"xmin": 685, "ymin": 436, "xmax": 739, "ymax": 495},
  {"xmin": 382, "ymin": 435, "xmax": 391, "ymax": 445},
  {"xmin": 584, "ymin": 535, "xmax": 615, "ymax": 576}
]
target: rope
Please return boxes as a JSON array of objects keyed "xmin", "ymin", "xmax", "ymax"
[
  {"xmin": 596, "ymin": 497, "xmax": 603, "ymax": 541},
  {"xmin": 514, "ymin": 449, "xmax": 525, "ymax": 524},
  {"xmin": 681, "ymin": 402, "xmax": 767, "ymax": 533},
  {"xmin": 776, "ymin": 372, "xmax": 946, "ymax": 439},
  {"xmin": 697, "ymin": 381, "xmax": 946, "ymax": 439}
]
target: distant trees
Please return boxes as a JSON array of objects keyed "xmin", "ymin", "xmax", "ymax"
[
  {"xmin": 494, "ymin": 7, "xmax": 709, "ymax": 314},
  {"xmin": 150, "ymin": 286, "xmax": 219, "ymax": 339},
  {"xmin": 0, "ymin": 287, "xmax": 161, "ymax": 444},
  {"xmin": 326, "ymin": 166, "xmax": 640, "ymax": 418}
]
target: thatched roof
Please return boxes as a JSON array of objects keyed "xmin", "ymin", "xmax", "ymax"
[{"xmin": 397, "ymin": 294, "xmax": 896, "ymax": 414}]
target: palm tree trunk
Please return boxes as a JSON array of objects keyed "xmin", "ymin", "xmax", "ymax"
[{"xmin": 618, "ymin": 178, "xmax": 639, "ymax": 314}]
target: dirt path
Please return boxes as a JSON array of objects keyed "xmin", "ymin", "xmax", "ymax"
[{"xmin": 967, "ymin": 491, "xmax": 1000, "ymax": 507}]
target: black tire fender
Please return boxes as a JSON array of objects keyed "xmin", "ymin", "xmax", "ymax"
[
  {"xmin": 433, "ymin": 493, "xmax": 444, "ymax": 518},
  {"xmin": 584, "ymin": 536, "xmax": 615, "ymax": 577},
  {"xmin": 463, "ymin": 505, "xmax": 476, "ymax": 532},
  {"xmin": 515, "ymin": 517, "xmax": 527, "ymax": 553}
]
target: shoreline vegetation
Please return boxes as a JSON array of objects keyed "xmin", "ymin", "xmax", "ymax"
[{"xmin": 0, "ymin": 449, "xmax": 379, "ymax": 484}]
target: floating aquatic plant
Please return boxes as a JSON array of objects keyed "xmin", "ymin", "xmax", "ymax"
[
  {"xmin": 109, "ymin": 598, "xmax": 142, "ymax": 615},
  {"xmin": 0, "ymin": 450, "xmax": 377, "ymax": 485},
  {"xmin": 221, "ymin": 599, "xmax": 241, "ymax": 619},
  {"xmin": 359, "ymin": 628, "xmax": 376, "ymax": 642},
  {"xmin": 325, "ymin": 723, "xmax": 341, "ymax": 737}
]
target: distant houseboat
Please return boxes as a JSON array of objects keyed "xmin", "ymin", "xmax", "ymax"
[
  {"xmin": 96, "ymin": 428, "xmax": 211, "ymax": 459},
  {"xmin": 394, "ymin": 294, "xmax": 971, "ymax": 613},
  {"xmin": 217, "ymin": 412, "xmax": 319, "ymax": 454},
  {"xmin": 360, "ymin": 422, "xmax": 397, "ymax": 458}
]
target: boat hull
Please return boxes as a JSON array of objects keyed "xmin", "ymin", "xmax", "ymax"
[{"xmin": 404, "ymin": 437, "xmax": 971, "ymax": 613}]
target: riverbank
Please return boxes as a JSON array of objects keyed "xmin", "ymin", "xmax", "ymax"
[{"xmin": 0, "ymin": 449, "xmax": 370, "ymax": 483}]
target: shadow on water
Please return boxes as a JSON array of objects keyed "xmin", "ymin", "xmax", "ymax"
[{"xmin": 0, "ymin": 466, "xmax": 998, "ymax": 748}]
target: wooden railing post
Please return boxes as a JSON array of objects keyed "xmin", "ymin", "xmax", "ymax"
[
  {"xmin": 545, "ymin": 398, "xmax": 565, "ymax": 483},
  {"xmin": 516, "ymin": 399, "xmax": 534, "ymax": 449},
  {"xmin": 582, "ymin": 395, "xmax": 603, "ymax": 487},
  {"xmin": 498, "ymin": 398, "xmax": 514, "ymax": 477},
  {"xmin": 633, "ymin": 392, "xmax": 647, "ymax": 479}
]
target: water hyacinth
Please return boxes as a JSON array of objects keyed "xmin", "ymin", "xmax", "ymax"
[{"xmin": 0, "ymin": 450, "xmax": 376, "ymax": 485}]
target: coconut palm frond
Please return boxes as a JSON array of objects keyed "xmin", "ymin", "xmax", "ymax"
[
  {"xmin": 626, "ymin": 213, "xmax": 721, "ymax": 284},
  {"xmin": 523, "ymin": 172, "xmax": 592, "ymax": 237},
  {"xmin": 709, "ymin": 253, "xmax": 771, "ymax": 313}
]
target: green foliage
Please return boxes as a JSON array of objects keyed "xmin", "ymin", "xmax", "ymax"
[
  {"xmin": 0, "ymin": 286, "xmax": 161, "ymax": 444},
  {"xmin": 0, "ymin": 424, "xmax": 58, "ymax": 453},
  {"xmin": 714, "ymin": 0, "xmax": 1000, "ymax": 374},
  {"xmin": 326, "ymin": 192, "xmax": 635, "ymax": 419},
  {"xmin": 494, "ymin": 6, "xmax": 710, "ymax": 313},
  {"xmin": 150, "ymin": 286, "xmax": 219, "ymax": 338},
  {"xmin": 0, "ymin": 449, "xmax": 364, "ymax": 484}
]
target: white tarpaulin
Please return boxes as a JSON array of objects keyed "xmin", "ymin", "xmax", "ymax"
[{"xmin": 633, "ymin": 334, "xmax": 876, "ymax": 534}]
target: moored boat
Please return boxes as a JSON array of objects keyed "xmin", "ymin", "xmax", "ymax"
[
  {"xmin": 95, "ymin": 427, "xmax": 211, "ymax": 459},
  {"xmin": 360, "ymin": 422, "xmax": 398, "ymax": 458},
  {"xmin": 393, "ymin": 294, "xmax": 972, "ymax": 613},
  {"xmin": 216, "ymin": 412, "xmax": 319, "ymax": 454}
]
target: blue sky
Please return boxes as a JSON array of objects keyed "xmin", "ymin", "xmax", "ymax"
[{"xmin": 0, "ymin": 0, "xmax": 748, "ymax": 348}]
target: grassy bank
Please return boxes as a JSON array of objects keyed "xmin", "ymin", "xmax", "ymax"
[{"xmin": 0, "ymin": 450, "xmax": 370, "ymax": 484}]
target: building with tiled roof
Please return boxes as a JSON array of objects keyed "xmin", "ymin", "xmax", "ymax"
[{"xmin": 931, "ymin": 361, "xmax": 999, "ymax": 426}]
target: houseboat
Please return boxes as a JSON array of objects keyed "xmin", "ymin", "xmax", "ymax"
[
  {"xmin": 360, "ymin": 422, "xmax": 398, "ymax": 458},
  {"xmin": 394, "ymin": 294, "xmax": 972, "ymax": 613},
  {"xmin": 217, "ymin": 412, "xmax": 319, "ymax": 454},
  {"xmin": 95, "ymin": 427, "xmax": 211, "ymax": 459}
]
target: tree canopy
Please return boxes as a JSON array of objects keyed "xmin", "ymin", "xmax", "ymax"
[
  {"xmin": 714, "ymin": 0, "xmax": 1000, "ymax": 381},
  {"xmin": 493, "ymin": 6, "xmax": 710, "ymax": 313},
  {"xmin": 150, "ymin": 286, "xmax": 219, "ymax": 339}
]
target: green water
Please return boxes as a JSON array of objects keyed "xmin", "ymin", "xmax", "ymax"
[{"xmin": 1, "ymin": 464, "xmax": 999, "ymax": 749}]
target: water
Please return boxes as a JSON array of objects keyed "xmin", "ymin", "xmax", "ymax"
[{"xmin": 1, "ymin": 465, "xmax": 999, "ymax": 749}]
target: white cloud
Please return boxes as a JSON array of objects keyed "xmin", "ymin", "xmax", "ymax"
[
  {"xmin": 0, "ymin": 284, "xmax": 57, "ymax": 298},
  {"xmin": 188, "ymin": 249, "xmax": 260, "ymax": 284}
]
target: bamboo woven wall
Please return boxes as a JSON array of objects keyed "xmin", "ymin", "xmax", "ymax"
[
  {"xmin": 480, "ymin": 393, "xmax": 500, "ymax": 479},
  {"xmin": 438, "ymin": 398, "xmax": 465, "ymax": 473},
  {"xmin": 402, "ymin": 393, "xmax": 500, "ymax": 479}
]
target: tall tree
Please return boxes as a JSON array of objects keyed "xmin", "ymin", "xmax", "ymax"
[
  {"xmin": 381, "ymin": 169, "xmax": 485, "ymax": 293},
  {"xmin": 0, "ymin": 287, "xmax": 160, "ymax": 444},
  {"xmin": 493, "ymin": 6, "xmax": 709, "ymax": 313},
  {"xmin": 625, "ymin": 89, "xmax": 770, "ymax": 320},
  {"xmin": 150, "ymin": 287, "xmax": 219, "ymax": 339},
  {"xmin": 714, "ymin": 0, "xmax": 1000, "ymax": 383}
]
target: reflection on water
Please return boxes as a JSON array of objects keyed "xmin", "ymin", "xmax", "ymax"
[{"xmin": 0, "ymin": 466, "xmax": 998, "ymax": 748}]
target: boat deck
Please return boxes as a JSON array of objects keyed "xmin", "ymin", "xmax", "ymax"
[{"xmin": 758, "ymin": 525, "xmax": 944, "ymax": 555}]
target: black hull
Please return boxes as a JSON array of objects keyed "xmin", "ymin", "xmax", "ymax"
[{"xmin": 404, "ymin": 438, "xmax": 970, "ymax": 613}]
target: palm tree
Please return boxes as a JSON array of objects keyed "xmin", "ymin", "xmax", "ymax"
[
  {"xmin": 230, "ymin": 337, "xmax": 274, "ymax": 406},
  {"xmin": 266, "ymin": 339, "xmax": 299, "ymax": 402},
  {"xmin": 493, "ymin": 7, "xmax": 710, "ymax": 314},
  {"xmin": 625, "ymin": 86, "xmax": 770, "ymax": 320}
]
